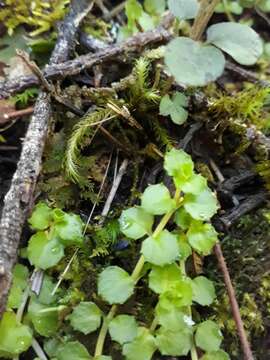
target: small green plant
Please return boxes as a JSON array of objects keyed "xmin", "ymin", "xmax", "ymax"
[{"xmin": 165, "ymin": 0, "xmax": 263, "ymax": 87}]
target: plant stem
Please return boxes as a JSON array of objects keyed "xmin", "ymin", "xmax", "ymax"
[
  {"xmin": 94, "ymin": 188, "xmax": 181, "ymax": 356},
  {"xmin": 191, "ymin": 0, "xmax": 220, "ymax": 41},
  {"xmin": 94, "ymin": 305, "xmax": 117, "ymax": 357}
]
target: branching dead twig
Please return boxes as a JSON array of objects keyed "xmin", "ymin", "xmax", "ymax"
[
  {"xmin": 0, "ymin": 23, "xmax": 172, "ymax": 99},
  {"xmin": 0, "ymin": 0, "xmax": 94, "ymax": 317}
]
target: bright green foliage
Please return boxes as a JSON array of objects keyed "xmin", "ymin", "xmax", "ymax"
[
  {"xmin": 141, "ymin": 183, "xmax": 176, "ymax": 215},
  {"xmin": 122, "ymin": 327, "xmax": 156, "ymax": 360},
  {"xmin": 0, "ymin": 311, "xmax": 32, "ymax": 358},
  {"xmin": 215, "ymin": 0, "xmax": 243, "ymax": 15},
  {"xmin": 108, "ymin": 315, "xmax": 138, "ymax": 345},
  {"xmin": 191, "ymin": 276, "xmax": 216, "ymax": 306},
  {"xmin": 164, "ymin": 148, "xmax": 194, "ymax": 187},
  {"xmin": 156, "ymin": 301, "xmax": 191, "ymax": 330},
  {"xmin": 195, "ymin": 320, "xmax": 223, "ymax": 352},
  {"xmin": 187, "ymin": 221, "xmax": 218, "ymax": 255},
  {"xmin": 36, "ymin": 275, "xmax": 57, "ymax": 305},
  {"xmin": 68, "ymin": 302, "xmax": 102, "ymax": 335},
  {"xmin": 148, "ymin": 264, "xmax": 182, "ymax": 294},
  {"xmin": 119, "ymin": 207, "xmax": 154, "ymax": 239},
  {"xmin": 184, "ymin": 188, "xmax": 219, "ymax": 221},
  {"xmin": 168, "ymin": 0, "xmax": 199, "ymax": 20},
  {"xmin": 55, "ymin": 341, "xmax": 91, "ymax": 360},
  {"xmin": 27, "ymin": 232, "xmax": 65, "ymax": 270},
  {"xmin": 155, "ymin": 326, "xmax": 192, "ymax": 356},
  {"xmin": 28, "ymin": 298, "xmax": 59, "ymax": 337},
  {"xmin": 165, "ymin": 37, "xmax": 225, "ymax": 87},
  {"xmin": 53, "ymin": 210, "xmax": 84, "ymax": 246},
  {"xmin": 159, "ymin": 92, "xmax": 189, "ymax": 125},
  {"xmin": 0, "ymin": 0, "xmax": 70, "ymax": 36},
  {"xmin": 13, "ymin": 88, "xmax": 39, "ymax": 106},
  {"xmin": 144, "ymin": 0, "xmax": 166, "ymax": 15},
  {"xmin": 181, "ymin": 174, "xmax": 207, "ymax": 195},
  {"xmin": 29, "ymin": 202, "xmax": 52, "ymax": 230},
  {"xmin": 174, "ymin": 207, "xmax": 192, "ymax": 230},
  {"xmin": 178, "ymin": 234, "xmax": 192, "ymax": 260},
  {"xmin": 141, "ymin": 230, "xmax": 179, "ymax": 266},
  {"xmin": 95, "ymin": 356, "xmax": 112, "ymax": 360},
  {"xmin": 8, "ymin": 264, "xmax": 29, "ymax": 309},
  {"xmin": 201, "ymin": 350, "xmax": 230, "ymax": 360},
  {"xmin": 98, "ymin": 266, "xmax": 135, "ymax": 304},
  {"xmin": 159, "ymin": 279, "xmax": 193, "ymax": 308},
  {"xmin": 206, "ymin": 22, "xmax": 263, "ymax": 66}
]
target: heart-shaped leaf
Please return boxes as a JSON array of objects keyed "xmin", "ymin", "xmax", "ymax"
[
  {"xmin": 207, "ymin": 22, "xmax": 263, "ymax": 65},
  {"xmin": 165, "ymin": 37, "xmax": 225, "ymax": 87}
]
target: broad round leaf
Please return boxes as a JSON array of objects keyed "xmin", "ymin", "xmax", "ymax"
[
  {"xmin": 68, "ymin": 302, "xmax": 102, "ymax": 335},
  {"xmin": 27, "ymin": 232, "xmax": 65, "ymax": 270},
  {"xmin": 28, "ymin": 202, "xmax": 52, "ymax": 230},
  {"xmin": 98, "ymin": 266, "xmax": 135, "ymax": 304},
  {"xmin": 168, "ymin": 0, "xmax": 199, "ymax": 20},
  {"xmin": 182, "ymin": 174, "xmax": 207, "ymax": 195},
  {"xmin": 159, "ymin": 93, "xmax": 188, "ymax": 125},
  {"xmin": 184, "ymin": 187, "xmax": 219, "ymax": 221},
  {"xmin": 119, "ymin": 207, "xmax": 154, "ymax": 240},
  {"xmin": 156, "ymin": 300, "xmax": 193, "ymax": 331},
  {"xmin": 191, "ymin": 276, "xmax": 216, "ymax": 306},
  {"xmin": 165, "ymin": 37, "xmax": 225, "ymax": 87},
  {"xmin": 195, "ymin": 320, "xmax": 223, "ymax": 352},
  {"xmin": 56, "ymin": 341, "xmax": 91, "ymax": 360},
  {"xmin": 8, "ymin": 264, "xmax": 29, "ymax": 309},
  {"xmin": 122, "ymin": 327, "xmax": 156, "ymax": 360},
  {"xmin": 108, "ymin": 315, "xmax": 138, "ymax": 345},
  {"xmin": 54, "ymin": 212, "xmax": 84, "ymax": 246},
  {"xmin": 159, "ymin": 279, "xmax": 193, "ymax": 308},
  {"xmin": 28, "ymin": 298, "xmax": 59, "ymax": 337},
  {"xmin": 141, "ymin": 183, "xmax": 176, "ymax": 215},
  {"xmin": 0, "ymin": 311, "xmax": 32, "ymax": 358},
  {"xmin": 201, "ymin": 350, "xmax": 230, "ymax": 360},
  {"xmin": 148, "ymin": 264, "xmax": 182, "ymax": 294},
  {"xmin": 187, "ymin": 221, "xmax": 218, "ymax": 255},
  {"xmin": 174, "ymin": 207, "xmax": 192, "ymax": 230},
  {"xmin": 164, "ymin": 148, "xmax": 194, "ymax": 188},
  {"xmin": 141, "ymin": 230, "xmax": 179, "ymax": 266},
  {"xmin": 207, "ymin": 22, "xmax": 263, "ymax": 65},
  {"xmin": 155, "ymin": 327, "xmax": 192, "ymax": 356},
  {"xmin": 144, "ymin": 0, "xmax": 166, "ymax": 15}
]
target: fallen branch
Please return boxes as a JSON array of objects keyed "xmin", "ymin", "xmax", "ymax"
[
  {"xmin": 0, "ymin": 0, "xmax": 93, "ymax": 316},
  {"xmin": 0, "ymin": 26, "xmax": 172, "ymax": 99}
]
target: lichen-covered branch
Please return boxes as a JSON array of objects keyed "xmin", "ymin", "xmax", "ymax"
[{"xmin": 0, "ymin": 0, "xmax": 93, "ymax": 316}]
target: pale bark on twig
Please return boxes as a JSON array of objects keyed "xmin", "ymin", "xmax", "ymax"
[{"xmin": 0, "ymin": 0, "xmax": 93, "ymax": 316}]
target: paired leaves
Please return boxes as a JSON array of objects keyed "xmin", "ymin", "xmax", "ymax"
[{"xmin": 159, "ymin": 92, "xmax": 188, "ymax": 125}]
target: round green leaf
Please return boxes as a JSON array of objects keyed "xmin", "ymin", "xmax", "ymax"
[
  {"xmin": 158, "ymin": 278, "xmax": 193, "ymax": 312},
  {"xmin": 54, "ymin": 212, "xmax": 84, "ymax": 246},
  {"xmin": 68, "ymin": 302, "xmax": 102, "ymax": 335},
  {"xmin": 195, "ymin": 320, "xmax": 223, "ymax": 352},
  {"xmin": 27, "ymin": 232, "xmax": 65, "ymax": 270},
  {"xmin": 174, "ymin": 207, "xmax": 192, "ymax": 230},
  {"xmin": 165, "ymin": 37, "xmax": 225, "ymax": 87},
  {"xmin": 28, "ymin": 298, "xmax": 59, "ymax": 337},
  {"xmin": 141, "ymin": 183, "xmax": 176, "ymax": 215},
  {"xmin": 0, "ymin": 311, "xmax": 32, "ymax": 358},
  {"xmin": 144, "ymin": 0, "xmax": 166, "ymax": 15},
  {"xmin": 201, "ymin": 350, "xmax": 230, "ymax": 360},
  {"xmin": 184, "ymin": 187, "xmax": 219, "ymax": 221},
  {"xmin": 187, "ymin": 221, "xmax": 218, "ymax": 255},
  {"xmin": 155, "ymin": 326, "xmax": 192, "ymax": 356},
  {"xmin": 8, "ymin": 264, "xmax": 29, "ymax": 309},
  {"xmin": 95, "ymin": 356, "xmax": 112, "ymax": 360},
  {"xmin": 192, "ymin": 276, "xmax": 216, "ymax": 306},
  {"xmin": 56, "ymin": 341, "xmax": 91, "ymax": 360},
  {"xmin": 178, "ymin": 233, "xmax": 192, "ymax": 260},
  {"xmin": 119, "ymin": 207, "xmax": 154, "ymax": 240},
  {"xmin": 148, "ymin": 264, "xmax": 182, "ymax": 294},
  {"xmin": 207, "ymin": 22, "xmax": 263, "ymax": 66},
  {"xmin": 159, "ymin": 93, "xmax": 188, "ymax": 125},
  {"xmin": 156, "ymin": 300, "xmax": 193, "ymax": 331},
  {"xmin": 141, "ymin": 230, "xmax": 179, "ymax": 266},
  {"xmin": 28, "ymin": 202, "xmax": 52, "ymax": 230},
  {"xmin": 182, "ymin": 174, "xmax": 207, "ymax": 195},
  {"xmin": 108, "ymin": 315, "xmax": 138, "ymax": 345},
  {"xmin": 168, "ymin": 0, "xmax": 199, "ymax": 20},
  {"xmin": 98, "ymin": 266, "xmax": 135, "ymax": 304},
  {"xmin": 164, "ymin": 148, "xmax": 194, "ymax": 188},
  {"xmin": 122, "ymin": 327, "xmax": 156, "ymax": 360}
]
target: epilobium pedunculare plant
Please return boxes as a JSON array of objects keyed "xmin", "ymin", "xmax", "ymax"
[
  {"xmin": 92, "ymin": 148, "xmax": 230, "ymax": 360},
  {"xmin": 165, "ymin": 0, "xmax": 263, "ymax": 87}
]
